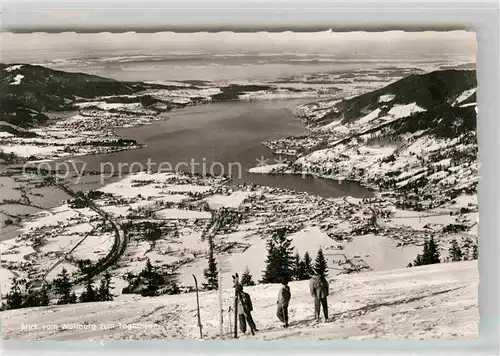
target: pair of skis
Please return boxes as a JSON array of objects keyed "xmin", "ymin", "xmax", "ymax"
[
  {"xmin": 192, "ymin": 267, "xmax": 224, "ymax": 340},
  {"xmin": 232, "ymin": 273, "xmax": 256, "ymax": 337},
  {"xmin": 192, "ymin": 272, "xmax": 251, "ymax": 340}
]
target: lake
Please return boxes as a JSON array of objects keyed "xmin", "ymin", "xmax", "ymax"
[{"xmin": 75, "ymin": 99, "xmax": 373, "ymax": 198}]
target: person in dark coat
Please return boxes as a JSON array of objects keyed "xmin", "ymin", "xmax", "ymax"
[
  {"xmin": 236, "ymin": 284, "xmax": 257, "ymax": 334},
  {"xmin": 277, "ymin": 277, "xmax": 291, "ymax": 328},
  {"xmin": 309, "ymin": 274, "xmax": 329, "ymax": 321}
]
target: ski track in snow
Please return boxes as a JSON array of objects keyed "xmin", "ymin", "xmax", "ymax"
[{"xmin": 1, "ymin": 260, "xmax": 478, "ymax": 340}]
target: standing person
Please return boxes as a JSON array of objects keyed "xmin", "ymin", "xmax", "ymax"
[
  {"xmin": 277, "ymin": 277, "xmax": 291, "ymax": 328},
  {"xmin": 236, "ymin": 284, "xmax": 258, "ymax": 334},
  {"xmin": 309, "ymin": 274, "xmax": 329, "ymax": 321}
]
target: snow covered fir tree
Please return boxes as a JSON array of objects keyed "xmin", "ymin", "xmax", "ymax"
[{"xmin": 0, "ymin": 30, "xmax": 481, "ymax": 340}]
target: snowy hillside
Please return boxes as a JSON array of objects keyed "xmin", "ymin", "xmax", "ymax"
[
  {"xmin": 0, "ymin": 260, "xmax": 478, "ymax": 340},
  {"xmin": 297, "ymin": 69, "xmax": 476, "ymax": 126},
  {"xmin": 0, "ymin": 63, "xmax": 216, "ymax": 161},
  {"xmin": 257, "ymin": 70, "xmax": 478, "ymax": 212}
]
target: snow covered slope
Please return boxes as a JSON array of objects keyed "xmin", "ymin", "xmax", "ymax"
[
  {"xmin": 259, "ymin": 70, "xmax": 478, "ymax": 211},
  {"xmin": 298, "ymin": 69, "xmax": 476, "ymax": 126},
  {"xmin": 0, "ymin": 260, "xmax": 478, "ymax": 340}
]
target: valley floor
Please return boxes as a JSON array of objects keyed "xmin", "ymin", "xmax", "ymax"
[{"xmin": 0, "ymin": 260, "xmax": 478, "ymax": 340}]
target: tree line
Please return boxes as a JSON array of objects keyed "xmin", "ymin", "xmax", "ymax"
[
  {"xmin": 122, "ymin": 258, "xmax": 180, "ymax": 296},
  {"xmin": 2, "ymin": 255, "xmax": 183, "ymax": 311},
  {"xmin": 408, "ymin": 236, "xmax": 478, "ymax": 268},
  {"xmin": 3, "ymin": 225, "xmax": 478, "ymax": 311},
  {"xmin": 1, "ymin": 268, "xmax": 113, "ymax": 311},
  {"xmin": 260, "ymin": 227, "xmax": 328, "ymax": 283},
  {"xmin": 202, "ymin": 227, "xmax": 329, "ymax": 291}
]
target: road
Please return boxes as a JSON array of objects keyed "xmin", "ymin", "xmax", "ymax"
[{"xmin": 44, "ymin": 177, "xmax": 127, "ymax": 284}]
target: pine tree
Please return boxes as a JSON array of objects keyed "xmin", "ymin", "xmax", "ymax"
[
  {"xmin": 408, "ymin": 255, "xmax": 422, "ymax": 267},
  {"xmin": 409, "ymin": 239, "xmax": 427, "ymax": 267},
  {"xmin": 18, "ymin": 282, "xmax": 51, "ymax": 308},
  {"xmin": 261, "ymin": 228, "xmax": 295, "ymax": 283},
  {"xmin": 53, "ymin": 268, "xmax": 74, "ymax": 305},
  {"xmin": 302, "ymin": 252, "xmax": 314, "ymax": 279},
  {"xmin": 5, "ymin": 278, "xmax": 24, "ymax": 310},
  {"xmin": 410, "ymin": 237, "xmax": 440, "ymax": 267},
  {"xmin": 97, "ymin": 271, "xmax": 114, "ymax": 301},
  {"xmin": 23, "ymin": 283, "xmax": 41, "ymax": 308},
  {"xmin": 261, "ymin": 238, "xmax": 279, "ymax": 283},
  {"xmin": 425, "ymin": 237, "xmax": 441, "ymax": 264},
  {"xmin": 314, "ymin": 247, "xmax": 328, "ymax": 278},
  {"xmin": 140, "ymin": 259, "xmax": 162, "ymax": 297},
  {"xmin": 76, "ymin": 259, "xmax": 94, "ymax": 276},
  {"xmin": 273, "ymin": 228, "xmax": 295, "ymax": 282},
  {"xmin": 460, "ymin": 237, "xmax": 474, "ymax": 261},
  {"xmin": 39, "ymin": 283, "xmax": 51, "ymax": 306},
  {"xmin": 448, "ymin": 239, "xmax": 463, "ymax": 262},
  {"xmin": 292, "ymin": 253, "xmax": 303, "ymax": 281},
  {"xmin": 203, "ymin": 236, "xmax": 218, "ymax": 290},
  {"xmin": 79, "ymin": 275, "xmax": 97, "ymax": 303},
  {"xmin": 240, "ymin": 266, "xmax": 255, "ymax": 286},
  {"xmin": 69, "ymin": 292, "xmax": 77, "ymax": 304},
  {"xmin": 292, "ymin": 253, "xmax": 313, "ymax": 281}
]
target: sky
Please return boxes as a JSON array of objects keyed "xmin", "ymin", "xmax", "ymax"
[
  {"xmin": 0, "ymin": 1, "xmax": 478, "ymax": 66},
  {"xmin": 0, "ymin": 1, "xmax": 479, "ymax": 32},
  {"xmin": 0, "ymin": 31, "xmax": 477, "ymax": 65}
]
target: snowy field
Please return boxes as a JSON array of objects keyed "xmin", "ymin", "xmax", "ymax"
[{"xmin": 0, "ymin": 260, "xmax": 478, "ymax": 340}]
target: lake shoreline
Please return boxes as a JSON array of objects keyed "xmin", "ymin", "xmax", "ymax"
[{"xmin": 1, "ymin": 99, "xmax": 372, "ymax": 242}]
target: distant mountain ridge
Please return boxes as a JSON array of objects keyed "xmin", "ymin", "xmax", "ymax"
[
  {"xmin": 0, "ymin": 63, "xmax": 318, "ymax": 133},
  {"xmin": 320, "ymin": 69, "xmax": 476, "ymax": 126},
  {"xmin": 0, "ymin": 63, "xmax": 181, "ymax": 129}
]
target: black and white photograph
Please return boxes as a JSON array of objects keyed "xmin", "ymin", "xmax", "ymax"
[{"xmin": 0, "ymin": 15, "xmax": 479, "ymax": 341}]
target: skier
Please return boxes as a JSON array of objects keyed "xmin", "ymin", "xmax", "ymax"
[
  {"xmin": 236, "ymin": 284, "xmax": 258, "ymax": 334},
  {"xmin": 277, "ymin": 276, "xmax": 291, "ymax": 328},
  {"xmin": 309, "ymin": 274, "xmax": 329, "ymax": 321}
]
